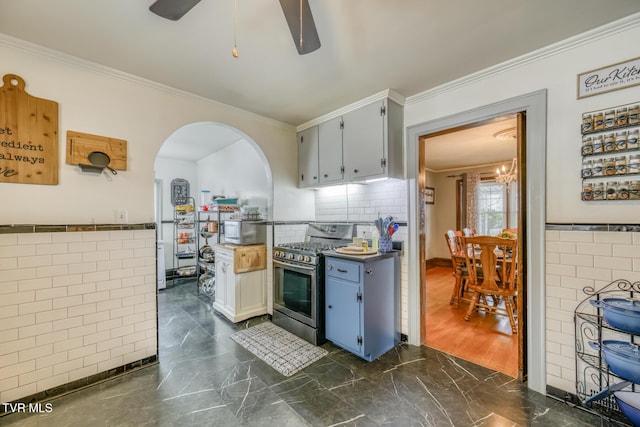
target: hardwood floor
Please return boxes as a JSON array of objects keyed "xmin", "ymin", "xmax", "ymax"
[{"xmin": 424, "ymin": 266, "xmax": 518, "ymax": 378}]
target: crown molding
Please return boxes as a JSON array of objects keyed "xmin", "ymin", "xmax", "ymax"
[
  {"xmin": 296, "ymin": 88, "xmax": 405, "ymax": 132},
  {"xmin": 406, "ymin": 13, "xmax": 640, "ymax": 106},
  {"xmin": 0, "ymin": 33, "xmax": 295, "ymax": 132}
]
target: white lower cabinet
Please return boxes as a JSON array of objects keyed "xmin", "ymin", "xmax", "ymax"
[{"xmin": 213, "ymin": 244, "xmax": 267, "ymax": 323}]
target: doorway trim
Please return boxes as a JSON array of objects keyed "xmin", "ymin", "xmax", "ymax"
[{"xmin": 405, "ymin": 90, "xmax": 547, "ymax": 394}]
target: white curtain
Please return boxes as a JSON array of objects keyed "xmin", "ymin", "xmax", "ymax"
[{"xmin": 466, "ymin": 172, "xmax": 480, "ymax": 229}]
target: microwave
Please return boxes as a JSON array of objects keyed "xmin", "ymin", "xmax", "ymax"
[{"xmin": 224, "ymin": 220, "xmax": 266, "ymax": 245}]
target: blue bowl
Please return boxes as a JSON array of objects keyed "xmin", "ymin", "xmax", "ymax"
[
  {"xmin": 591, "ymin": 298, "xmax": 640, "ymax": 334},
  {"xmin": 615, "ymin": 391, "xmax": 640, "ymax": 427}
]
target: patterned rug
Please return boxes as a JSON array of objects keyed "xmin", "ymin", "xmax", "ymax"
[{"xmin": 229, "ymin": 322, "xmax": 327, "ymax": 376}]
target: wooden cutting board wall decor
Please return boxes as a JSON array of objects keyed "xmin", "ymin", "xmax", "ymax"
[{"xmin": 0, "ymin": 74, "xmax": 59, "ymax": 185}]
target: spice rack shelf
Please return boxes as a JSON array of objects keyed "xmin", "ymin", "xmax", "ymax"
[{"xmin": 580, "ymin": 102, "xmax": 640, "ymax": 202}]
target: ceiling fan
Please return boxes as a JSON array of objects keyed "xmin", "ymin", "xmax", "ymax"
[{"xmin": 148, "ymin": 0, "xmax": 321, "ymax": 55}]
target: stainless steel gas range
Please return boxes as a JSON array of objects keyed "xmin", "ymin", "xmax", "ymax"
[{"xmin": 272, "ymin": 223, "xmax": 354, "ymax": 345}]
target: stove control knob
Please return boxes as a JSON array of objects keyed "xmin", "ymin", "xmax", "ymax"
[
  {"xmin": 287, "ymin": 253, "xmax": 295, "ymax": 260},
  {"xmin": 297, "ymin": 255, "xmax": 304, "ymax": 262},
  {"xmin": 304, "ymin": 256, "xmax": 311, "ymax": 263}
]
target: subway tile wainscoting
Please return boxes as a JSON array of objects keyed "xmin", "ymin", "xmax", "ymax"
[
  {"xmin": 545, "ymin": 224, "xmax": 640, "ymax": 401},
  {"xmin": 0, "ymin": 224, "xmax": 158, "ymax": 405},
  {"xmin": 1, "ymin": 279, "xmax": 602, "ymax": 426}
]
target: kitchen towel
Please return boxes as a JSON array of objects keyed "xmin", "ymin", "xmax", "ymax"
[{"xmin": 230, "ymin": 322, "xmax": 327, "ymax": 377}]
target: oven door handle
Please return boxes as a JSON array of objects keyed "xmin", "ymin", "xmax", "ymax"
[{"xmin": 273, "ymin": 260, "xmax": 316, "ymax": 272}]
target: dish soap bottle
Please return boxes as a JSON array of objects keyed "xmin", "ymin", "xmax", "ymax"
[{"xmin": 372, "ymin": 229, "xmax": 379, "ymax": 252}]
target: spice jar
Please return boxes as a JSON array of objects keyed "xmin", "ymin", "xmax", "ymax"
[
  {"xmin": 630, "ymin": 181, "xmax": 640, "ymax": 200},
  {"xmin": 593, "ymin": 182, "xmax": 605, "ymax": 200},
  {"xmin": 594, "ymin": 111, "xmax": 605, "ymax": 131},
  {"xmin": 617, "ymin": 181, "xmax": 630, "ymax": 200},
  {"xmin": 592, "ymin": 158, "xmax": 604, "ymax": 177},
  {"xmin": 582, "ymin": 182, "xmax": 594, "ymax": 201},
  {"xmin": 629, "ymin": 154, "xmax": 640, "ymax": 175},
  {"xmin": 604, "ymin": 134, "xmax": 616, "ymax": 152},
  {"xmin": 627, "ymin": 130, "xmax": 639, "ymax": 150},
  {"xmin": 604, "ymin": 110, "xmax": 616, "ymax": 128},
  {"xmin": 581, "ymin": 137, "xmax": 593, "ymax": 156},
  {"xmin": 616, "ymin": 107, "xmax": 628, "ymax": 127},
  {"xmin": 582, "ymin": 113, "xmax": 593, "ymax": 133},
  {"xmin": 615, "ymin": 131, "xmax": 627, "ymax": 151},
  {"xmin": 581, "ymin": 159, "xmax": 593, "ymax": 178},
  {"xmin": 604, "ymin": 157, "xmax": 616, "ymax": 176},
  {"xmin": 615, "ymin": 156, "xmax": 627, "ymax": 175},
  {"xmin": 606, "ymin": 181, "xmax": 618, "ymax": 200},
  {"xmin": 592, "ymin": 136, "xmax": 604, "ymax": 154},
  {"xmin": 629, "ymin": 105, "xmax": 640, "ymax": 125}
]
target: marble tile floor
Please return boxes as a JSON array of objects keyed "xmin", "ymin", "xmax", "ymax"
[{"xmin": 2, "ymin": 279, "xmax": 606, "ymax": 427}]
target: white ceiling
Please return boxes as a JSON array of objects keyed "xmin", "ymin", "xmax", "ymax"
[
  {"xmin": 424, "ymin": 117, "xmax": 517, "ymax": 171},
  {"xmin": 1, "ymin": 1, "xmax": 639, "ymax": 167}
]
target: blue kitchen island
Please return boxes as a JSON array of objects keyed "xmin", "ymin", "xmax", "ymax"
[{"xmin": 323, "ymin": 250, "xmax": 400, "ymax": 361}]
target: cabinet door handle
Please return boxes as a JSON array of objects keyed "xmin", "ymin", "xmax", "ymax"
[
  {"xmin": 327, "ymin": 264, "xmax": 333, "ymax": 270},
  {"xmin": 354, "ymin": 169, "xmax": 359, "ymax": 173},
  {"xmin": 324, "ymin": 174, "xmax": 328, "ymax": 178},
  {"xmin": 328, "ymin": 305, "xmax": 332, "ymax": 309},
  {"xmin": 366, "ymin": 269, "xmax": 374, "ymax": 275},
  {"xmin": 313, "ymin": 176, "xmax": 317, "ymax": 180},
  {"xmin": 337, "ymin": 268, "xmax": 348, "ymax": 273}
]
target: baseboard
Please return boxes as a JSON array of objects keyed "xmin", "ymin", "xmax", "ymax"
[
  {"xmin": 0, "ymin": 355, "xmax": 158, "ymax": 416},
  {"xmin": 426, "ymin": 257, "xmax": 452, "ymax": 270}
]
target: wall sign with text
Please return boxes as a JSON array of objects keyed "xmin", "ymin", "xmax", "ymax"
[
  {"xmin": 578, "ymin": 57, "xmax": 640, "ymax": 99},
  {"xmin": 0, "ymin": 74, "xmax": 59, "ymax": 185}
]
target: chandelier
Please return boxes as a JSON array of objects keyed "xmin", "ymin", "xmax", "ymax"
[{"xmin": 496, "ymin": 158, "xmax": 517, "ymax": 187}]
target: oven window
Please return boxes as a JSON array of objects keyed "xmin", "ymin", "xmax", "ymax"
[{"xmin": 282, "ymin": 269, "xmax": 312, "ymax": 317}]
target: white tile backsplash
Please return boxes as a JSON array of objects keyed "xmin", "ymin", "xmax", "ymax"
[{"xmin": 0, "ymin": 229, "xmax": 157, "ymax": 403}]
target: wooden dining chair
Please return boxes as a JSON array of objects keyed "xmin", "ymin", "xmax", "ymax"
[
  {"xmin": 443, "ymin": 230, "xmax": 469, "ymax": 308},
  {"xmin": 462, "ymin": 227, "xmax": 477, "ymax": 237},
  {"xmin": 461, "ymin": 235, "xmax": 518, "ymax": 334}
]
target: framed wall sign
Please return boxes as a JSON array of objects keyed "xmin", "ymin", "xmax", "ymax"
[
  {"xmin": 577, "ymin": 56, "xmax": 640, "ymax": 99},
  {"xmin": 424, "ymin": 187, "xmax": 435, "ymax": 204},
  {"xmin": 171, "ymin": 178, "xmax": 190, "ymax": 206}
]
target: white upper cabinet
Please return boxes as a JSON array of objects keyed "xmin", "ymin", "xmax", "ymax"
[
  {"xmin": 297, "ymin": 92, "xmax": 404, "ymax": 188},
  {"xmin": 318, "ymin": 116, "xmax": 344, "ymax": 185},
  {"xmin": 297, "ymin": 126, "xmax": 319, "ymax": 188}
]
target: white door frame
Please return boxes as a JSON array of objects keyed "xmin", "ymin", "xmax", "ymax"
[{"xmin": 405, "ymin": 90, "xmax": 547, "ymax": 394}]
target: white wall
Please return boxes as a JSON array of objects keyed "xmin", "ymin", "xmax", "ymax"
[
  {"xmin": 0, "ymin": 35, "xmax": 315, "ymax": 225},
  {"xmin": 196, "ymin": 140, "xmax": 270, "ymax": 216},
  {"xmin": 405, "ymin": 19, "xmax": 640, "ymax": 223},
  {"xmin": 405, "ymin": 15, "xmax": 640, "ymax": 395}
]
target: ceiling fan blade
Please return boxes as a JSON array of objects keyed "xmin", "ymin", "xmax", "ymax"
[
  {"xmin": 149, "ymin": 0, "xmax": 201, "ymax": 21},
  {"xmin": 279, "ymin": 0, "xmax": 321, "ymax": 55}
]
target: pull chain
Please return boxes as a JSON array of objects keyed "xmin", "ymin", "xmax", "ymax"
[
  {"xmin": 232, "ymin": 0, "xmax": 239, "ymax": 58},
  {"xmin": 299, "ymin": 0, "xmax": 303, "ymax": 49}
]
